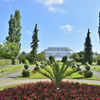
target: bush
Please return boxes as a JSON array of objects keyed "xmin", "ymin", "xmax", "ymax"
[
  {"xmin": 85, "ymin": 65, "xmax": 90, "ymax": 71},
  {"xmin": 0, "ymin": 59, "xmax": 19, "ymax": 66},
  {"xmin": 84, "ymin": 71, "xmax": 93, "ymax": 78},
  {"xmin": 49, "ymin": 56, "xmax": 55, "ymax": 64},
  {"xmin": 40, "ymin": 64, "xmax": 44, "ymax": 68},
  {"xmin": 34, "ymin": 67, "xmax": 40, "ymax": 72},
  {"xmin": 22, "ymin": 69, "xmax": 30, "ymax": 77},
  {"xmin": 76, "ymin": 67, "xmax": 81, "ymax": 71},
  {"xmin": 24, "ymin": 65, "xmax": 29, "ymax": 69},
  {"xmin": 62, "ymin": 56, "xmax": 67, "ymax": 63},
  {"xmin": 24, "ymin": 59, "xmax": 29, "ymax": 65},
  {"xmin": 97, "ymin": 60, "xmax": 100, "ymax": 65}
]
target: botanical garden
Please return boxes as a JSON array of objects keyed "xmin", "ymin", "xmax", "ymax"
[{"xmin": 0, "ymin": 10, "xmax": 100, "ymax": 100}]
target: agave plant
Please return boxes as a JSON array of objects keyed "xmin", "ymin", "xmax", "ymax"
[{"xmin": 39, "ymin": 62, "xmax": 77, "ymax": 87}]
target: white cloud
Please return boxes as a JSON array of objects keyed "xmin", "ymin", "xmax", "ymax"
[
  {"xmin": 48, "ymin": 6, "xmax": 65, "ymax": 13},
  {"xmin": 43, "ymin": 0, "xmax": 64, "ymax": 6},
  {"xmin": 26, "ymin": 31, "xmax": 32, "ymax": 34},
  {"xmin": 36, "ymin": 0, "xmax": 65, "ymax": 13},
  {"xmin": 60, "ymin": 24, "xmax": 72, "ymax": 31}
]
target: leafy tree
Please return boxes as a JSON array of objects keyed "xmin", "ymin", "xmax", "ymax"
[
  {"xmin": 70, "ymin": 53, "xmax": 80, "ymax": 62},
  {"xmin": 30, "ymin": 24, "xmax": 39, "ymax": 63},
  {"xmin": 62, "ymin": 56, "xmax": 67, "ymax": 63},
  {"xmin": 6, "ymin": 10, "xmax": 21, "ymax": 64},
  {"xmin": 14, "ymin": 10, "xmax": 21, "ymax": 43},
  {"xmin": 36, "ymin": 52, "xmax": 46, "ymax": 61},
  {"xmin": 18, "ymin": 52, "xmax": 26, "ymax": 64},
  {"xmin": 6, "ymin": 15, "xmax": 16, "ymax": 42},
  {"xmin": 84, "ymin": 29, "xmax": 93, "ymax": 65},
  {"xmin": 78, "ymin": 51, "xmax": 85, "ymax": 64}
]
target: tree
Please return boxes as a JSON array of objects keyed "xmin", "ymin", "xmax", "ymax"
[
  {"xmin": 78, "ymin": 51, "xmax": 85, "ymax": 64},
  {"xmin": 18, "ymin": 52, "xmax": 26, "ymax": 64},
  {"xmin": 14, "ymin": 10, "xmax": 21, "ymax": 43},
  {"xmin": 84, "ymin": 29, "xmax": 93, "ymax": 65},
  {"xmin": 36, "ymin": 52, "xmax": 46, "ymax": 61},
  {"xmin": 6, "ymin": 15, "xmax": 16, "ymax": 42},
  {"xmin": 30, "ymin": 24, "xmax": 39, "ymax": 63},
  {"xmin": 62, "ymin": 56, "xmax": 67, "ymax": 63},
  {"xmin": 70, "ymin": 53, "xmax": 80, "ymax": 62},
  {"xmin": 5, "ymin": 10, "xmax": 21, "ymax": 64}
]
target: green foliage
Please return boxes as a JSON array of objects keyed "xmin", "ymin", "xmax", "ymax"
[
  {"xmin": 34, "ymin": 67, "xmax": 40, "ymax": 72},
  {"xmin": 84, "ymin": 29, "xmax": 93, "ymax": 65},
  {"xmin": 76, "ymin": 67, "xmax": 81, "ymax": 71},
  {"xmin": 0, "ymin": 59, "xmax": 19, "ymax": 66},
  {"xmin": 14, "ymin": 10, "xmax": 21, "ymax": 43},
  {"xmin": 5, "ymin": 10, "xmax": 21, "ymax": 64},
  {"xmin": 18, "ymin": 52, "xmax": 26, "ymax": 64},
  {"xmin": 49, "ymin": 56, "xmax": 55, "ymax": 64},
  {"xmin": 84, "ymin": 71, "xmax": 93, "ymax": 78},
  {"xmin": 22, "ymin": 69, "xmax": 30, "ymax": 77},
  {"xmin": 85, "ymin": 66, "xmax": 90, "ymax": 71},
  {"xmin": 36, "ymin": 52, "xmax": 46, "ymax": 61},
  {"xmin": 30, "ymin": 24, "xmax": 39, "ymax": 63},
  {"xmin": 70, "ymin": 53, "xmax": 80, "ymax": 62},
  {"xmin": 24, "ymin": 59, "xmax": 29, "ymax": 65},
  {"xmin": 24, "ymin": 65, "xmax": 29, "ymax": 69},
  {"xmin": 97, "ymin": 60, "xmax": 100, "ymax": 65},
  {"xmin": 62, "ymin": 56, "xmax": 67, "ymax": 63},
  {"xmin": 39, "ymin": 62, "xmax": 78, "ymax": 87}
]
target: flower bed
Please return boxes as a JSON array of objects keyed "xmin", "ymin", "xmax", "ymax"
[{"xmin": 0, "ymin": 81, "xmax": 100, "ymax": 100}]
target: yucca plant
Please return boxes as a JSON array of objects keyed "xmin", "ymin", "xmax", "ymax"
[{"xmin": 39, "ymin": 62, "xmax": 77, "ymax": 87}]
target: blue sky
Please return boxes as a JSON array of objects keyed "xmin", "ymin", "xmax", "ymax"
[{"xmin": 0, "ymin": 0, "xmax": 100, "ymax": 53}]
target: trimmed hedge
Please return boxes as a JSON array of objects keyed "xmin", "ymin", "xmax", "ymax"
[
  {"xmin": 22, "ymin": 69, "xmax": 30, "ymax": 77},
  {"xmin": 0, "ymin": 59, "xmax": 19, "ymax": 67},
  {"xmin": 84, "ymin": 71, "xmax": 93, "ymax": 78}
]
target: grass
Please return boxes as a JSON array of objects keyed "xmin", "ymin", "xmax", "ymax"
[
  {"xmin": 0, "ymin": 84, "xmax": 21, "ymax": 91},
  {"xmin": 91, "ymin": 65, "xmax": 100, "ymax": 72},
  {"xmin": 0, "ymin": 65, "xmax": 24, "ymax": 76}
]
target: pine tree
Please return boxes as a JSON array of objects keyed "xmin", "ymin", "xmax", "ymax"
[
  {"xmin": 84, "ymin": 29, "xmax": 93, "ymax": 64},
  {"xmin": 30, "ymin": 24, "xmax": 39, "ymax": 63}
]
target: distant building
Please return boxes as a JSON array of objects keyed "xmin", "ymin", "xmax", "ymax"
[{"xmin": 44, "ymin": 47, "xmax": 73, "ymax": 60}]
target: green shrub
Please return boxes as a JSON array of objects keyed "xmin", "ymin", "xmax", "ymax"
[
  {"xmin": 49, "ymin": 56, "xmax": 55, "ymax": 64},
  {"xmin": 84, "ymin": 71, "xmax": 93, "ymax": 78},
  {"xmin": 62, "ymin": 56, "xmax": 67, "ymax": 63},
  {"xmin": 0, "ymin": 59, "xmax": 19, "ymax": 66},
  {"xmin": 34, "ymin": 67, "xmax": 40, "ymax": 72},
  {"xmin": 24, "ymin": 65, "xmax": 29, "ymax": 69},
  {"xmin": 97, "ymin": 60, "xmax": 100, "ymax": 65},
  {"xmin": 76, "ymin": 67, "xmax": 81, "ymax": 71},
  {"xmin": 24, "ymin": 59, "xmax": 29, "ymax": 65},
  {"xmin": 22, "ymin": 69, "xmax": 30, "ymax": 77},
  {"xmin": 40, "ymin": 64, "xmax": 44, "ymax": 68},
  {"xmin": 85, "ymin": 65, "xmax": 90, "ymax": 71}
]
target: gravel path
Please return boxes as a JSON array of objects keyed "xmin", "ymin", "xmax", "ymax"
[
  {"xmin": 0, "ymin": 67, "xmax": 34, "ymax": 81},
  {"xmin": 0, "ymin": 79, "xmax": 100, "ymax": 87},
  {"xmin": 80, "ymin": 65, "xmax": 100, "ymax": 79},
  {"xmin": 0, "ymin": 66, "xmax": 100, "ymax": 87}
]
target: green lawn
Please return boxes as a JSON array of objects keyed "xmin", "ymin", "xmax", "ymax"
[
  {"xmin": 0, "ymin": 65, "xmax": 24, "ymax": 76},
  {"xmin": 91, "ymin": 65, "xmax": 100, "ymax": 72}
]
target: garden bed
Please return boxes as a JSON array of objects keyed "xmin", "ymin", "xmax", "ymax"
[{"xmin": 0, "ymin": 81, "xmax": 100, "ymax": 100}]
